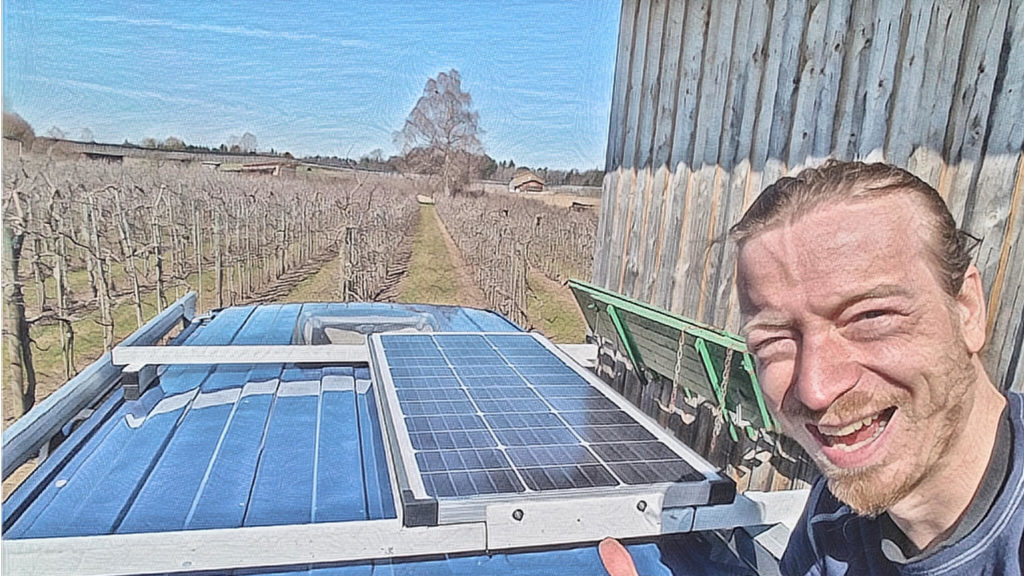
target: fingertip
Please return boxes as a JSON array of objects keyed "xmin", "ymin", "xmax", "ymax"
[{"xmin": 598, "ymin": 537, "xmax": 638, "ymax": 576}]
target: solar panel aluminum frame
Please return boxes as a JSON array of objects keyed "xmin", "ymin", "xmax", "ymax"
[{"xmin": 368, "ymin": 332, "xmax": 734, "ymax": 528}]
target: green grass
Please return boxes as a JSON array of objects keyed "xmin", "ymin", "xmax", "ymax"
[
  {"xmin": 396, "ymin": 205, "xmax": 462, "ymax": 305},
  {"xmin": 525, "ymin": 269, "xmax": 586, "ymax": 343},
  {"xmin": 281, "ymin": 257, "xmax": 342, "ymax": 303},
  {"xmin": 4, "ymin": 263, "xmax": 254, "ymax": 426}
]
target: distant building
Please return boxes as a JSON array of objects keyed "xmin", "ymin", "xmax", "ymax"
[
  {"xmin": 509, "ymin": 169, "xmax": 545, "ymax": 193},
  {"xmin": 232, "ymin": 161, "xmax": 298, "ymax": 177},
  {"xmin": 81, "ymin": 151, "xmax": 124, "ymax": 163}
]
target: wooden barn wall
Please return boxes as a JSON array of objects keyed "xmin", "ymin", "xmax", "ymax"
[{"xmin": 594, "ymin": 0, "xmax": 1024, "ymax": 392}]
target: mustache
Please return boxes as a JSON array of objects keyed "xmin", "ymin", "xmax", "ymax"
[{"xmin": 783, "ymin": 389, "xmax": 904, "ymax": 424}]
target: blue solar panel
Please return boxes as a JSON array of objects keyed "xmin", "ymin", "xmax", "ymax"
[{"xmin": 376, "ymin": 333, "xmax": 706, "ymax": 503}]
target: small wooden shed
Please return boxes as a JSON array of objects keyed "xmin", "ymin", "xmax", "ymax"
[{"xmin": 509, "ymin": 169, "xmax": 545, "ymax": 194}]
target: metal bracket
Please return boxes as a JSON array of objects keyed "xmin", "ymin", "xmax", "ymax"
[
  {"xmin": 742, "ymin": 354, "xmax": 776, "ymax": 432},
  {"xmin": 485, "ymin": 492, "xmax": 664, "ymax": 549},
  {"xmin": 121, "ymin": 364, "xmax": 159, "ymax": 401},
  {"xmin": 606, "ymin": 304, "xmax": 648, "ymax": 387}
]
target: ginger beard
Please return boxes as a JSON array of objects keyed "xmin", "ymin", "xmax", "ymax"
[{"xmin": 786, "ymin": 330, "xmax": 976, "ymax": 517}]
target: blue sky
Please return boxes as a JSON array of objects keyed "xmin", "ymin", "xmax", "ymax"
[{"xmin": 3, "ymin": 1, "xmax": 621, "ymax": 170}]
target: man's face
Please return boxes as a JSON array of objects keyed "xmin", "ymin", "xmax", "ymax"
[{"xmin": 736, "ymin": 194, "xmax": 976, "ymax": 516}]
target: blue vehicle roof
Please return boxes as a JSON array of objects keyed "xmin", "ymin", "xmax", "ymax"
[{"xmin": 3, "ymin": 302, "xmax": 756, "ymax": 575}]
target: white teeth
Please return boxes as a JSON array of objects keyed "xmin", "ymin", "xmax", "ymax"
[
  {"xmin": 831, "ymin": 419, "xmax": 887, "ymax": 451},
  {"xmin": 827, "ymin": 416, "xmax": 873, "ymax": 437}
]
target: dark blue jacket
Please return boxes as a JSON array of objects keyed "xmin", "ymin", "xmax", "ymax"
[{"xmin": 781, "ymin": 392, "xmax": 1024, "ymax": 575}]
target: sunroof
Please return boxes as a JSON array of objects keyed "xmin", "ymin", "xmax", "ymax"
[{"xmin": 371, "ymin": 332, "xmax": 731, "ymax": 526}]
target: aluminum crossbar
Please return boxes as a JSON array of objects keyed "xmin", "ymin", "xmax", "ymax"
[
  {"xmin": 0, "ymin": 490, "xmax": 807, "ymax": 576},
  {"xmin": 111, "ymin": 344, "xmax": 370, "ymax": 366},
  {"xmin": 111, "ymin": 343, "xmax": 599, "ymax": 369}
]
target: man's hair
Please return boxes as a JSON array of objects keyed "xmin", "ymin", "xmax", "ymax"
[{"xmin": 729, "ymin": 160, "xmax": 978, "ymax": 297}]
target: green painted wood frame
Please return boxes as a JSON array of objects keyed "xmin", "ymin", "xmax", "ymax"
[{"xmin": 568, "ymin": 279, "xmax": 776, "ymax": 437}]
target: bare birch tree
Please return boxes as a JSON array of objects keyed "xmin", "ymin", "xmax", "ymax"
[{"xmin": 394, "ymin": 70, "xmax": 484, "ymax": 197}]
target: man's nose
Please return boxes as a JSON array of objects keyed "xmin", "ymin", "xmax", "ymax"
[{"xmin": 792, "ymin": 330, "xmax": 858, "ymax": 412}]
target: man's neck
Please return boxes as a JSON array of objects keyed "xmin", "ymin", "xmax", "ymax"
[{"xmin": 887, "ymin": 366, "xmax": 1006, "ymax": 551}]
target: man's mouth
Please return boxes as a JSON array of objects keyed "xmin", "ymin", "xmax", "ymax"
[{"xmin": 808, "ymin": 407, "xmax": 896, "ymax": 452}]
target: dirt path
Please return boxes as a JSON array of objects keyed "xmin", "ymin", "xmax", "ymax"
[{"xmin": 396, "ymin": 205, "xmax": 486, "ymax": 308}]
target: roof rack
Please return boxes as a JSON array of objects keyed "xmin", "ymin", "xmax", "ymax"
[{"xmin": 2, "ymin": 296, "xmax": 807, "ymax": 576}]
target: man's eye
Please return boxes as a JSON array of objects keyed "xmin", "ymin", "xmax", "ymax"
[
  {"xmin": 752, "ymin": 337, "xmax": 795, "ymax": 358},
  {"xmin": 855, "ymin": 310, "xmax": 889, "ymax": 322}
]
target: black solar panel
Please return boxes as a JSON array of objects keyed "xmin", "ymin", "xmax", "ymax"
[{"xmin": 377, "ymin": 333, "xmax": 706, "ymax": 501}]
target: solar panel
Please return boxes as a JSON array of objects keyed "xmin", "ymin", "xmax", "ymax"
[{"xmin": 370, "ymin": 332, "xmax": 733, "ymax": 526}]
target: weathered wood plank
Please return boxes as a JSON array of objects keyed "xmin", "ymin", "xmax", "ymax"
[
  {"xmin": 767, "ymin": 0, "xmax": 808, "ymax": 164},
  {"xmin": 592, "ymin": 172, "xmax": 618, "ymax": 286},
  {"xmin": 668, "ymin": 0, "xmax": 711, "ymax": 168},
  {"xmin": 694, "ymin": 1, "xmax": 740, "ymax": 324},
  {"xmin": 613, "ymin": 0, "xmax": 652, "ymax": 292},
  {"xmin": 909, "ymin": 0, "xmax": 971, "ymax": 187},
  {"xmin": 675, "ymin": 165, "xmax": 717, "ymax": 319},
  {"xmin": 625, "ymin": 0, "xmax": 669, "ymax": 298},
  {"xmin": 691, "ymin": 0, "xmax": 736, "ymax": 169},
  {"xmin": 707, "ymin": 1, "xmax": 769, "ymax": 328},
  {"xmin": 969, "ymin": 0, "xmax": 1024, "ymax": 312},
  {"xmin": 943, "ymin": 0, "xmax": 1011, "ymax": 224},
  {"xmin": 606, "ymin": 0, "xmax": 640, "ymax": 171},
  {"xmin": 751, "ymin": 0, "xmax": 793, "ymax": 171},
  {"xmin": 985, "ymin": 155, "xmax": 1024, "ymax": 392},
  {"xmin": 655, "ymin": 165, "xmax": 692, "ymax": 310},
  {"xmin": 651, "ymin": 0, "xmax": 687, "ymax": 168},
  {"xmin": 622, "ymin": 165, "xmax": 652, "ymax": 295},
  {"xmin": 811, "ymin": 0, "xmax": 852, "ymax": 161},
  {"xmin": 621, "ymin": 0, "xmax": 653, "ymax": 170},
  {"xmin": 787, "ymin": 0, "xmax": 832, "ymax": 167},
  {"xmin": 832, "ymin": 0, "xmax": 875, "ymax": 160},
  {"xmin": 635, "ymin": 0, "xmax": 669, "ymax": 170},
  {"xmin": 857, "ymin": 1, "xmax": 905, "ymax": 161},
  {"xmin": 594, "ymin": 0, "xmax": 639, "ymax": 287},
  {"xmin": 885, "ymin": 0, "xmax": 933, "ymax": 166},
  {"xmin": 678, "ymin": 0, "xmax": 735, "ymax": 320},
  {"xmin": 613, "ymin": 169, "xmax": 636, "ymax": 292},
  {"xmin": 641, "ymin": 166, "xmax": 670, "ymax": 302},
  {"xmin": 643, "ymin": 0, "xmax": 688, "ymax": 304}
]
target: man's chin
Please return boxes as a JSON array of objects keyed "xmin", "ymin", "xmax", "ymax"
[{"xmin": 825, "ymin": 466, "xmax": 908, "ymax": 517}]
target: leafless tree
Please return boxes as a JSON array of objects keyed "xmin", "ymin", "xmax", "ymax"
[
  {"xmin": 2, "ymin": 163, "xmax": 38, "ymax": 417},
  {"xmin": 3, "ymin": 111, "xmax": 36, "ymax": 146},
  {"xmin": 394, "ymin": 69, "xmax": 484, "ymax": 197}
]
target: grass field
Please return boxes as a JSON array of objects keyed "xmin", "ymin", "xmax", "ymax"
[
  {"xmin": 2, "ymin": 266, "xmax": 231, "ymax": 428},
  {"xmin": 396, "ymin": 205, "xmax": 471, "ymax": 306},
  {"xmin": 525, "ymin": 269, "xmax": 586, "ymax": 343},
  {"xmin": 281, "ymin": 257, "xmax": 342, "ymax": 303}
]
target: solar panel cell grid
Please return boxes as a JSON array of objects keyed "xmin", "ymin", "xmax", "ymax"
[
  {"xmin": 378, "ymin": 333, "xmax": 703, "ymax": 501},
  {"xmin": 410, "ymin": 430, "xmax": 496, "ymax": 450},
  {"xmin": 397, "ymin": 388, "xmax": 468, "ymax": 402}
]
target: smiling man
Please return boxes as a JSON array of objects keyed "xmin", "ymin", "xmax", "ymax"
[
  {"xmin": 600, "ymin": 161, "xmax": 1022, "ymax": 575},
  {"xmin": 731, "ymin": 161, "xmax": 1022, "ymax": 573}
]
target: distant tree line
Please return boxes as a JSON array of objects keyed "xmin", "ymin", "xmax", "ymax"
[{"xmin": 3, "ymin": 107, "xmax": 603, "ymax": 188}]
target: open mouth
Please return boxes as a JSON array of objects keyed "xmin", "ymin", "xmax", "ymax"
[{"xmin": 808, "ymin": 407, "xmax": 896, "ymax": 453}]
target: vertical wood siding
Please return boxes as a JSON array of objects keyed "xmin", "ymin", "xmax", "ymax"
[{"xmin": 596, "ymin": 0, "xmax": 1024, "ymax": 391}]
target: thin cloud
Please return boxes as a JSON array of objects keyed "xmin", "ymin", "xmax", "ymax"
[
  {"xmin": 79, "ymin": 15, "xmax": 367, "ymax": 48},
  {"xmin": 29, "ymin": 76, "xmax": 203, "ymax": 107}
]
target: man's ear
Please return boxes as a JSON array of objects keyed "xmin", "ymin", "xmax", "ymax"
[{"xmin": 956, "ymin": 265, "xmax": 987, "ymax": 354}]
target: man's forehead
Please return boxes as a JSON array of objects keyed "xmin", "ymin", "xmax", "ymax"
[
  {"xmin": 734, "ymin": 195, "xmax": 929, "ymax": 310},
  {"xmin": 737, "ymin": 193, "xmax": 926, "ymax": 259}
]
